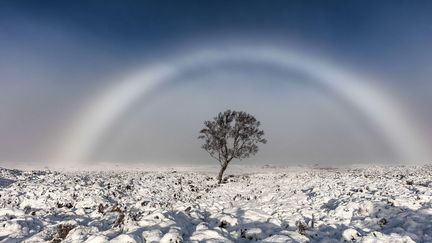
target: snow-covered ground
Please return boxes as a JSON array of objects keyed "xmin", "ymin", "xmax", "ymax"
[{"xmin": 1, "ymin": 165, "xmax": 432, "ymax": 242}]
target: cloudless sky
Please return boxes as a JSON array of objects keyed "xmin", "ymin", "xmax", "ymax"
[{"xmin": 1, "ymin": 1, "xmax": 431, "ymax": 167}]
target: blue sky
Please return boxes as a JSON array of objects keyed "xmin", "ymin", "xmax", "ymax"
[{"xmin": 1, "ymin": 1, "xmax": 431, "ymax": 166}]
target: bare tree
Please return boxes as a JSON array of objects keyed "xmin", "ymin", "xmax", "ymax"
[{"xmin": 198, "ymin": 110, "xmax": 267, "ymax": 184}]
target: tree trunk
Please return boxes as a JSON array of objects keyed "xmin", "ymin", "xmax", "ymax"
[{"xmin": 217, "ymin": 163, "xmax": 228, "ymax": 184}]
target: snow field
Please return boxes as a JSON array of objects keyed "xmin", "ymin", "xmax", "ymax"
[{"xmin": 1, "ymin": 165, "xmax": 432, "ymax": 242}]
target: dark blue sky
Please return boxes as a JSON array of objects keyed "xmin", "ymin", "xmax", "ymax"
[
  {"xmin": 2, "ymin": 1, "xmax": 432, "ymax": 66},
  {"xmin": 1, "ymin": 1, "xmax": 432, "ymax": 166}
]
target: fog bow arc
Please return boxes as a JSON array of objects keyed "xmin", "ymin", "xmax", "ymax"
[{"xmin": 55, "ymin": 47, "xmax": 429, "ymax": 164}]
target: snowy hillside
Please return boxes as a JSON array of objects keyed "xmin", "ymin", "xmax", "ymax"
[{"xmin": 1, "ymin": 165, "xmax": 432, "ymax": 242}]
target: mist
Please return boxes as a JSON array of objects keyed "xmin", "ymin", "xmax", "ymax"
[{"xmin": 1, "ymin": 0, "xmax": 432, "ymax": 168}]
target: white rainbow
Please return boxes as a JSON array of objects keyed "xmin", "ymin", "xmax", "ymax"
[{"xmin": 54, "ymin": 46, "xmax": 430, "ymax": 164}]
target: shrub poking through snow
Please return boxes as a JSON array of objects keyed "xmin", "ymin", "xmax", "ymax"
[
  {"xmin": 378, "ymin": 218, "xmax": 387, "ymax": 227},
  {"xmin": 98, "ymin": 203, "xmax": 107, "ymax": 214},
  {"xmin": 24, "ymin": 205, "xmax": 31, "ymax": 214},
  {"xmin": 111, "ymin": 206, "xmax": 125, "ymax": 227},
  {"xmin": 218, "ymin": 220, "xmax": 228, "ymax": 229},
  {"xmin": 296, "ymin": 220, "xmax": 308, "ymax": 235},
  {"xmin": 52, "ymin": 224, "xmax": 75, "ymax": 243}
]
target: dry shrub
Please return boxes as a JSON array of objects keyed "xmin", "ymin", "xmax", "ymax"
[{"xmin": 51, "ymin": 224, "xmax": 76, "ymax": 243}]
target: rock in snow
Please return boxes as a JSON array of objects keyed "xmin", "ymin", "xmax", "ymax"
[{"xmin": 0, "ymin": 165, "xmax": 432, "ymax": 242}]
